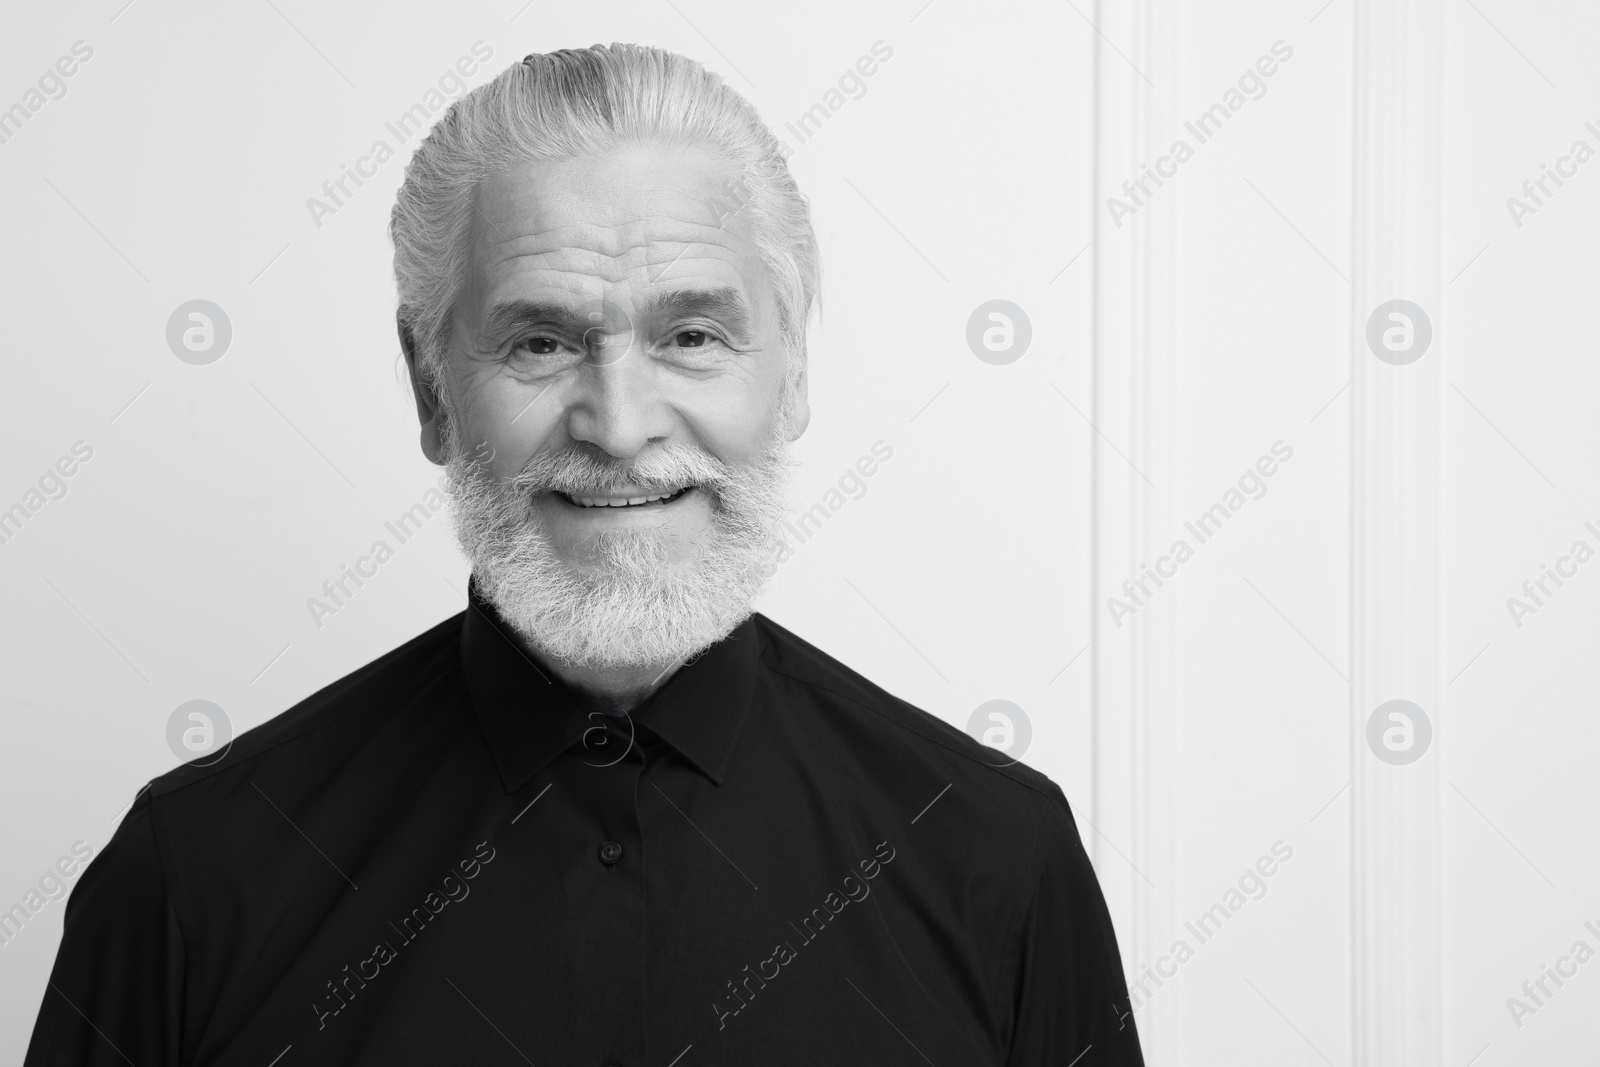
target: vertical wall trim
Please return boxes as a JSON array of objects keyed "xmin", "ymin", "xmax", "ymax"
[
  {"xmin": 1090, "ymin": 0, "xmax": 1182, "ymax": 1059},
  {"xmin": 1349, "ymin": 0, "xmax": 1443, "ymax": 1063}
]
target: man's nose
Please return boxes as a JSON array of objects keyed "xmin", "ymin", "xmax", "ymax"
[{"xmin": 563, "ymin": 331, "xmax": 671, "ymax": 459}]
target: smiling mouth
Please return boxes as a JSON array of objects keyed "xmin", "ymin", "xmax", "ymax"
[{"xmin": 556, "ymin": 486, "xmax": 696, "ymax": 509}]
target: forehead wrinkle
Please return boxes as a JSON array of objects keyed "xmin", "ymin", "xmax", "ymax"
[
  {"xmin": 466, "ymin": 167, "xmax": 771, "ymax": 327},
  {"xmin": 474, "ymin": 220, "xmax": 756, "ymax": 299},
  {"xmin": 478, "ymin": 237, "xmax": 763, "ymax": 319},
  {"xmin": 470, "ymin": 145, "xmax": 755, "ymax": 262}
]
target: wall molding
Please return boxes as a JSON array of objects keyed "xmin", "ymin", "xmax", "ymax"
[
  {"xmin": 1090, "ymin": 1, "xmax": 1446, "ymax": 1063},
  {"xmin": 1089, "ymin": 0, "xmax": 1182, "ymax": 1059},
  {"xmin": 1349, "ymin": 0, "xmax": 1444, "ymax": 1063}
]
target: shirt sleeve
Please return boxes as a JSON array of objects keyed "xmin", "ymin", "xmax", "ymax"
[
  {"xmin": 24, "ymin": 787, "xmax": 187, "ymax": 1067},
  {"xmin": 1003, "ymin": 782, "xmax": 1144, "ymax": 1066}
]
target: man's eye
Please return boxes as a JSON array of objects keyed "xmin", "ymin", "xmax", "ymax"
[
  {"xmin": 673, "ymin": 330, "xmax": 712, "ymax": 348},
  {"xmin": 513, "ymin": 336, "xmax": 561, "ymax": 357}
]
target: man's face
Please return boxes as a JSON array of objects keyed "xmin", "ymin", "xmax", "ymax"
[{"xmin": 420, "ymin": 143, "xmax": 807, "ymax": 669}]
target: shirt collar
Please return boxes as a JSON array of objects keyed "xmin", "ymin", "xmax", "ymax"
[{"xmin": 460, "ymin": 580, "xmax": 760, "ymax": 793}]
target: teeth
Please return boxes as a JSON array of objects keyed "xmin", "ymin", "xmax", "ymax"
[{"xmin": 566, "ymin": 488, "xmax": 686, "ymax": 508}]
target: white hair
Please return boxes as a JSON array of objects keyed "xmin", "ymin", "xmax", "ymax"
[
  {"xmin": 390, "ymin": 42, "xmax": 820, "ymax": 402},
  {"xmin": 444, "ymin": 422, "xmax": 797, "ymax": 670}
]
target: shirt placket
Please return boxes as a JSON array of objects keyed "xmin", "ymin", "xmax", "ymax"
[{"xmin": 567, "ymin": 710, "xmax": 651, "ymax": 1067}]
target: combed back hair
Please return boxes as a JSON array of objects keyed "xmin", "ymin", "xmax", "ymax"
[{"xmin": 390, "ymin": 43, "xmax": 819, "ymax": 393}]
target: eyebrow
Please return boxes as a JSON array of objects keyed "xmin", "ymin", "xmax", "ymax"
[
  {"xmin": 479, "ymin": 301, "xmax": 583, "ymax": 349},
  {"xmin": 479, "ymin": 287, "xmax": 755, "ymax": 348},
  {"xmin": 636, "ymin": 287, "xmax": 754, "ymax": 344}
]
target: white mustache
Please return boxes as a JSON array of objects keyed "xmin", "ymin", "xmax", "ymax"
[{"xmin": 508, "ymin": 445, "xmax": 734, "ymax": 497}]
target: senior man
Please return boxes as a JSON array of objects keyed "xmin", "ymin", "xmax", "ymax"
[{"xmin": 27, "ymin": 44, "xmax": 1143, "ymax": 1067}]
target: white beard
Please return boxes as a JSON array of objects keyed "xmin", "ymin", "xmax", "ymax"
[{"xmin": 440, "ymin": 405, "xmax": 797, "ymax": 672}]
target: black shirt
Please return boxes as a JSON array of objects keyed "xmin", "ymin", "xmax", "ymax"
[{"xmin": 26, "ymin": 590, "xmax": 1143, "ymax": 1066}]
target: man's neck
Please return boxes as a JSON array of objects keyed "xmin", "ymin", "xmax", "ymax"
[{"xmin": 530, "ymin": 647, "xmax": 685, "ymax": 715}]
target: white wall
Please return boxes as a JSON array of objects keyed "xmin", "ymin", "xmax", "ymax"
[
  {"xmin": 1, "ymin": 0, "xmax": 1594, "ymax": 1064},
  {"xmin": 1090, "ymin": 0, "xmax": 1600, "ymax": 1064}
]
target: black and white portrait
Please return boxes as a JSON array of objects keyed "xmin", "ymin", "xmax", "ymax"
[{"xmin": 4, "ymin": 1, "xmax": 1596, "ymax": 1065}]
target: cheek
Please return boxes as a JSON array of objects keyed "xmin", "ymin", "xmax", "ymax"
[
  {"xmin": 694, "ymin": 327, "xmax": 791, "ymax": 459},
  {"xmin": 450, "ymin": 371, "xmax": 554, "ymax": 478},
  {"xmin": 676, "ymin": 375, "xmax": 781, "ymax": 464}
]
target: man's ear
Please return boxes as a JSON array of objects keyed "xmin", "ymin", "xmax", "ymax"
[
  {"xmin": 399, "ymin": 316, "xmax": 445, "ymax": 465},
  {"xmin": 785, "ymin": 353, "xmax": 811, "ymax": 441}
]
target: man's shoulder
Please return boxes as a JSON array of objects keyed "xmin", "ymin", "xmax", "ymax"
[
  {"xmin": 149, "ymin": 609, "xmax": 467, "ymax": 800},
  {"xmin": 750, "ymin": 612, "xmax": 1063, "ymax": 805}
]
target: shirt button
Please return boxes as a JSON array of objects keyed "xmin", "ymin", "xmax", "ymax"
[{"xmin": 598, "ymin": 840, "xmax": 623, "ymax": 865}]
